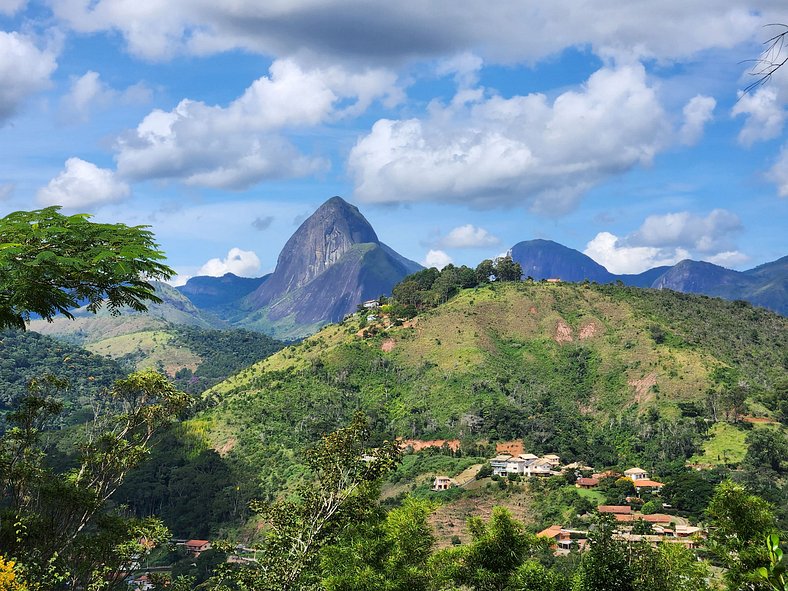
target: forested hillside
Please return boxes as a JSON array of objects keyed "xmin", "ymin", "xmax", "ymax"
[{"xmin": 112, "ymin": 280, "xmax": 786, "ymax": 540}]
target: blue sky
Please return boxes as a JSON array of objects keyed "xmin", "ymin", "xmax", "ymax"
[{"xmin": 0, "ymin": 1, "xmax": 786, "ymax": 283}]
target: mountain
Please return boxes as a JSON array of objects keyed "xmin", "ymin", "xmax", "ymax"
[
  {"xmin": 509, "ymin": 239, "xmax": 787, "ymax": 315},
  {"xmin": 177, "ymin": 273, "xmax": 269, "ymax": 311},
  {"xmin": 235, "ymin": 196, "xmax": 422, "ymax": 339},
  {"xmin": 510, "ymin": 239, "xmax": 615, "ymax": 283}
]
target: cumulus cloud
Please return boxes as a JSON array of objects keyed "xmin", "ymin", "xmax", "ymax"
[
  {"xmin": 732, "ymin": 87, "xmax": 786, "ymax": 145},
  {"xmin": 584, "ymin": 208, "xmax": 747, "ymax": 273},
  {"xmin": 350, "ymin": 63, "xmax": 677, "ymax": 213},
  {"xmin": 114, "ymin": 59, "xmax": 398, "ymax": 188},
  {"xmin": 50, "ymin": 1, "xmax": 774, "ymax": 65},
  {"xmin": 422, "ymin": 249, "xmax": 453, "ymax": 269},
  {"xmin": 0, "ymin": 32, "xmax": 57, "ymax": 122},
  {"xmin": 679, "ymin": 95, "xmax": 715, "ymax": 145},
  {"xmin": 196, "ymin": 247, "xmax": 262, "ymax": 277},
  {"xmin": 36, "ymin": 158, "xmax": 130, "ymax": 208},
  {"xmin": 584, "ymin": 232, "xmax": 688, "ymax": 274},
  {"xmin": 628, "ymin": 209, "xmax": 742, "ymax": 253},
  {"xmin": 61, "ymin": 70, "xmax": 151, "ymax": 123},
  {"xmin": 768, "ymin": 144, "xmax": 788, "ymax": 197},
  {"xmin": 438, "ymin": 224, "xmax": 500, "ymax": 248}
]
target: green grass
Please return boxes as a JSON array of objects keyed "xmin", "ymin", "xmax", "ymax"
[
  {"xmin": 573, "ymin": 486, "xmax": 606, "ymax": 504},
  {"xmin": 690, "ymin": 422, "xmax": 748, "ymax": 466}
]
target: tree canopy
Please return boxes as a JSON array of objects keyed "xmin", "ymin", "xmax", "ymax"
[{"xmin": 0, "ymin": 207, "xmax": 173, "ymax": 330}]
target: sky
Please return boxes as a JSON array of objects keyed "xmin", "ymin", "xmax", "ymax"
[{"xmin": 0, "ymin": 1, "xmax": 786, "ymax": 284}]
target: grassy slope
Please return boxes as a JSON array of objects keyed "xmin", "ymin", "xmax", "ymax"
[{"xmin": 200, "ymin": 282, "xmax": 786, "ymax": 477}]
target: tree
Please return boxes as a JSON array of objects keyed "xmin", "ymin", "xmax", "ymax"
[
  {"xmin": 745, "ymin": 428, "xmax": 788, "ymax": 473},
  {"xmin": 430, "ymin": 507, "xmax": 549, "ymax": 591},
  {"xmin": 320, "ymin": 497, "xmax": 435, "ymax": 591},
  {"xmin": 0, "ymin": 371, "xmax": 189, "ymax": 588},
  {"xmin": 575, "ymin": 513, "xmax": 632, "ymax": 591},
  {"xmin": 705, "ymin": 481, "xmax": 778, "ymax": 590},
  {"xmin": 0, "ymin": 206, "xmax": 173, "ymax": 330},
  {"xmin": 493, "ymin": 255, "xmax": 522, "ymax": 282},
  {"xmin": 218, "ymin": 413, "xmax": 401, "ymax": 591},
  {"xmin": 743, "ymin": 24, "xmax": 788, "ymax": 94}
]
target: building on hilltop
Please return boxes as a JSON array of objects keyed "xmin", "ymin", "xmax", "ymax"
[{"xmin": 432, "ymin": 476, "xmax": 455, "ymax": 491}]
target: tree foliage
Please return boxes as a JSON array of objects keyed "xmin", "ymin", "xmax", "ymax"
[
  {"xmin": 0, "ymin": 207, "xmax": 173, "ymax": 330},
  {"xmin": 0, "ymin": 371, "xmax": 188, "ymax": 589}
]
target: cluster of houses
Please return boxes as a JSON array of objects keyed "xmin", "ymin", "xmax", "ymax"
[
  {"xmin": 576, "ymin": 467, "xmax": 665, "ymax": 494},
  {"xmin": 538, "ymin": 504, "xmax": 704, "ymax": 555}
]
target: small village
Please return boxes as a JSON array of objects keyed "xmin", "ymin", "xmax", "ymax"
[{"xmin": 430, "ymin": 449, "xmax": 706, "ymax": 556}]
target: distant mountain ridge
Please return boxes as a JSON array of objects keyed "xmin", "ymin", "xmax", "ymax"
[{"xmin": 509, "ymin": 239, "xmax": 787, "ymax": 315}]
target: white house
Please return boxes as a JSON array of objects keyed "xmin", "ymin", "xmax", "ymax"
[
  {"xmin": 490, "ymin": 454, "xmax": 512, "ymax": 476},
  {"xmin": 432, "ymin": 476, "xmax": 455, "ymax": 491},
  {"xmin": 624, "ymin": 467, "xmax": 649, "ymax": 481}
]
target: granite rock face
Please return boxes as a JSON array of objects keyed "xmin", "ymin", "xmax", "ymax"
[{"xmin": 239, "ymin": 196, "xmax": 422, "ymax": 338}]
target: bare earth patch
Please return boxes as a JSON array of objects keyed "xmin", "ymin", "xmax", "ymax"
[
  {"xmin": 528, "ymin": 306, "xmax": 537, "ymax": 315},
  {"xmin": 743, "ymin": 416, "xmax": 779, "ymax": 424},
  {"xmin": 217, "ymin": 437, "xmax": 237, "ymax": 456},
  {"xmin": 496, "ymin": 440, "xmax": 525, "ymax": 455},
  {"xmin": 429, "ymin": 487, "xmax": 534, "ymax": 548},
  {"xmin": 381, "ymin": 338, "xmax": 396, "ymax": 352},
  {"xmin": 398, "ymin": 438, "xmax": 461, "ymax": 452},
  {"xmin": 554, "ymin": 320, "xmax": 573, "ymax": 343},
  {"xmin": 579, "ymin": 322, "xmax": 599, "ymax": 340},
  {"xmin": 628, "ymin": 372, "xmax": 657, "ymax": 403}
]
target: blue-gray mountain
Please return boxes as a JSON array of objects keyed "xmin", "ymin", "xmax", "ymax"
[
  {"xmin": 179, "ymin": 196, "xmax": 423, "ymax": 339},
  {"xmin": 509, "ymin": 239, "xmax": 787, "ymax": 315}
]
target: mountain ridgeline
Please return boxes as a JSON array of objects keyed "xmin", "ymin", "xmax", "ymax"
[{"xmin": 509, "ymin": 239, "xmax": 788, "ymax": 315}]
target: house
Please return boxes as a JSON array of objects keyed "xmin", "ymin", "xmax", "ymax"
[
  {"xmin": 624, "ymin": 467, "xmax": 649, "ymax": 481},
  {"xmin": 576, "ymin": 477, "xmax": 599, "ymax": 489},
  {"xmin": 632, "ymin": 479, "xmax": 664, "ymax": 492},
  {"xmin": 490, "ymin": 454, "xmax": 512, "ymax": 476},
  {"xmin": 432, "ymin": 476, "xmax": 455, "ymax": 491},
  {"xmin": 362, "ymin": 299, "xmax": 379, "ymax": 309},
  {"xmin": 505, "ymin": 454, "xmax": 539, "ymax": 475},
  {"xmin": 525, "ymin": 458, "xmax": 554, "ymax": 476},
  {"xmin": 542, "ymin": 454, "xmax": 561, "ymax": 467},
  {"xmin": 185, "ymin": 539, "xmax": 211, "ymax": 557},
  {"xmin": 546, "ymin": 278, "xmax": 561, "ymax": 283},
  {"xmin": 128, "ymin": 574, "xmax": 153, "ymax": 591},
  {"xmin": 598, "ymin": 505, "xmax": 632, "ymax": 515}
]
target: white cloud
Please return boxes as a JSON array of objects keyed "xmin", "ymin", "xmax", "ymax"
[
  {"xmin": 768, "ymin": 144, "xmax": 788, "ymax": 197},
  {"xmin": 0, "ymin": 0, "xmax": 26, "ymax": 15},
  {"xmin": 49, "ymin": 1, "xmax": 776, "ymax": 66},
  {"xmin": 584, "ymin": 232, "xmax": 687, "ymax": 274},
  {"xmin": 61, "ymin": 70, "xmax": 151, "ymax": 123},
  {"xmin": 422, "ymin": 249, "xmax": 453, "ymax": 269},
  {"xmin": 350, "ymin": 63, "xmax": 672, "ymax": 213},
  {"xmin": 679, "ymin": 95, "xmax": 715, "ymax": 145},
  {"xmin": 732, "ymin": 87, "xmax": 786, "ymax": 145},
  {"xmin": 584, "ymin": 208, "xmax": 747, "ymax": 273},
  {"xmin": 0, "ymin": 32, "xmax": 57, "ymax": 122},
  {"xmin": 629, "ymin": 209, "xmax": 742, "ymax": 253},
  {"xmin": 438, "ymin": 224, "xmax": 500, "ymax": 248},
  {"xmin": 114, "ymin": 59, "xmax": 398, "ymax": 188},
  {"xmin": 196, "ymin": 247, "xmax": 261, "ymax": 277},
  {"xmin": 36, "ymin": 158, "xmax": 130, "ymax": 209},
  {"xmin": 706, "ymin": 251, "xmax": 750, "ymax": 268}
]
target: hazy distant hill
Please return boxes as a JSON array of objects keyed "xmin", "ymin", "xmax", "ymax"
[{"xmin": 176, "ymin": 273, "xmax": 269, "ymax": 311}]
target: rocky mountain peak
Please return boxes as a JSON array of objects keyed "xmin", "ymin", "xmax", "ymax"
[{"xmin": 250, "ymin": 196, "xmax": 381, "ymax": 306}]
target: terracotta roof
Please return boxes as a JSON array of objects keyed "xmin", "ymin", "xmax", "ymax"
[
  {"xmin": 186, "ymin": 539, "xmax": 210, "ymax": 547},
  {"xmin": 632, "ymin": 479, "xmax": 664, "ymax": 488},
  {"xmin": 537, "ymin": 525, "xmax": 564, "ymax": 539},
  {"xmin": 614, "ymin": 514, "xmax": 635, "ymax": 522},
  {"xmin": 598, "ymin": 505, "xmax": 632, "ymax": 514},
  {"xmin": 642, "ymin": 514, "xmax": 673, "ymax": 523},
  {"xmin": 577, "ymin": 477, "xmax": 599, "ymax": 486}
]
